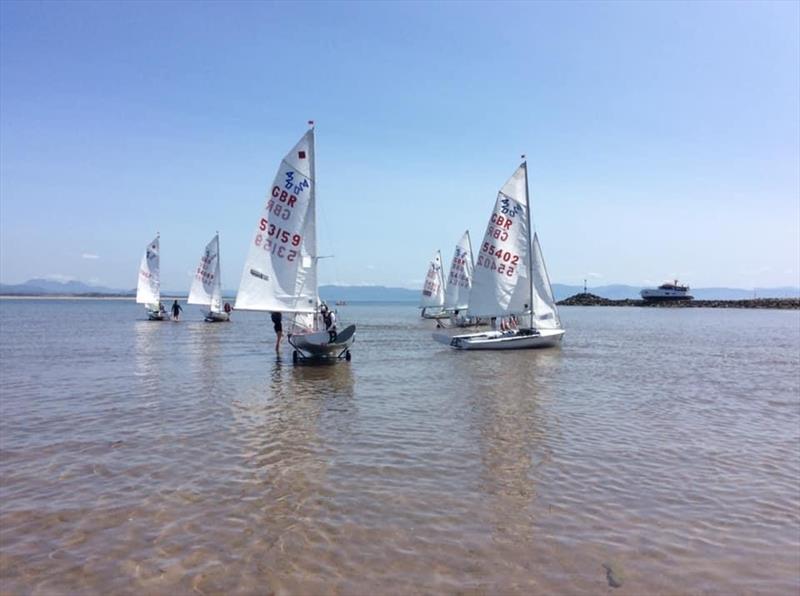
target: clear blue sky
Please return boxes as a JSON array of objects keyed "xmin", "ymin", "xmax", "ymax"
[{"xmin": 1, "ymin": 0, "xmax": 798, "ymax": 291}]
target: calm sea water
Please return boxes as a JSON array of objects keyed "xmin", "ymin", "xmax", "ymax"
[{"xmin": 1, "ymin": 299, "xmax": 798, "ymax": 595}]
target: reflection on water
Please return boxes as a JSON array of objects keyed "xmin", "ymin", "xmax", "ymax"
[{"xmin": 0, "ymin": 300, "xmax": 798, "ymax": 595}]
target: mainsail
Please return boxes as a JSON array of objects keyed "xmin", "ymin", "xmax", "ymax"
[
  {"xmin": 235, "ymin": 129, "xmax": 319, "ymax": 313},
  {"xmin": 189, "ymin": 233, "xmax": 222, "ymax": 313},
  {"xmin": 444, "ymin": 230, "xmax": 474, "ymax": 311},
  {"xmin": 420, "ymin": 250, "xmax": 445, "ymax": 309},
  {"xmin": 467, "ymin": 166, "xmax": 531, "ymax": 318},
  {"xmin": 136, "ymin": 236, "xmax": 160, "ymax": 306}
]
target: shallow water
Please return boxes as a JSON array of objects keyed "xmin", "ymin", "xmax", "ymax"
[{"xmin": 1, "ymin": 299, "xmax": 798, "ymax": 595}]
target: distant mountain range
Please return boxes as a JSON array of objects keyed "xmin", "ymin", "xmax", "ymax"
[
  {"xmin": 1, "ymin": 279, "xmax": 798, "ymax": 301},
  {"xmin": 0, "ymin": 278, "xmax": 127, "ymax": 295}
]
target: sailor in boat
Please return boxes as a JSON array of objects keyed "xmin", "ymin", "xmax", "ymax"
[
  {"xmin": 500, "ymin": 314, "xmax": 519, "ymax": 334},
  {"xmin": 320, "ymin": 303, "xmax": 337, "ymax": 342}
]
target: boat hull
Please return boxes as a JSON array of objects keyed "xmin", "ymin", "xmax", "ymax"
[
  {"xmin": 146, "ymin": 309, "xmax": 168, "ymax": 321},
  {"xmin": 204, "ymin": 311, "xmax": 230, "ymax": 322},
  {"xmin": 288, "ymin": 324, "xmax": 356, "ymax": 361},
  {"xmin": 433, "ymin": 328, "xmax": 565, "ymax": 350},
  {"xmin": 640, "ymin": 288, "xmax": 693, "ymax": 301},
  {"xmin": 640, "ymin": 292, "xmax": 693, "ymax": 301},
  {"xmin": 420, "ymin": 308, "xmax": 449, "ymax": 320}
]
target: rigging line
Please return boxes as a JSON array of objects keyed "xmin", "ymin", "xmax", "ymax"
[{"xmin": 315, "ymin": 182, "xmax": 341, "ymax": 290}]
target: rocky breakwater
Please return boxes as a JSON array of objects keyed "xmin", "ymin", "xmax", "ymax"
[{"xmin": 557, "ymin": 293, "xmax": 799, "ymax": 310}]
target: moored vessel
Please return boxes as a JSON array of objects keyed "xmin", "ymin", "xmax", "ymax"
[{"xmin": 640, "ymin": 281, "xmax": 693, "ymax": 301}]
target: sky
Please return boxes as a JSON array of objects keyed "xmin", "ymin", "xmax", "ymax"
[{"xmin": 1, "ymin": 0, "xmax": 798, "ymax": 291}]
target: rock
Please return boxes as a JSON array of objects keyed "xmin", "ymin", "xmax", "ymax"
[
  {"xmin": 602, "ymin": 562, "xmax": 624, "ymax": 588},
  {"xmin": 556, "ymin": 293, "xmax": 799, "ymax": 310},
  {"xmin": 556, "ymin": 292, "xmax": 612, "ymax": 306}
]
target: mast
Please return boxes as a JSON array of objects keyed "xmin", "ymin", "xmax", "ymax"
[
  {"xmin": 154, "ymin": 232, "xmax": 161, "ymax": 304},
  {"xmin": 465, "ymin": 229, "xmax": 474, "ymax": 270},
  {"xmin": 308, "ymin": 121, "xmax": 316, "ymax": 261},
  {"xmin": 522, "ymin": 159, "xmax": 534, "ymax": 329},
  {"xmin": 437, "ymin": 250, "xmax": 445, "ymax": 305},
  {"xmin": 308, "ymin": 120, "xmax": 318, "ymax": 326},
  {"xmin": 215, "ymin": 230, "xmax": 221, "ymax": 312}
]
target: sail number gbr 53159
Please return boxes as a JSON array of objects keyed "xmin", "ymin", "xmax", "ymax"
[{"xmin": 255, "ymin": 219, "xmax": 302, "ymax": 262}]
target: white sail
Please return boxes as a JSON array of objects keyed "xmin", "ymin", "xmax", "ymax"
[
  {"xmin": 136, "ymin": 236, "xmax": 160, "ymax": 305},
  {"xmin": 189, "ymin": 233, "xmax": 223, "ymax": 312},
  {"xmin": 235, "ymin": 129, "xmax": 319, "ymax": 313},
  {"xmin": 531, "ymin": 232, "xmax": 561, "ymax": 329},
  {"xmin": 444, "ymin": 230, "xmax": 474, "ymax": 311},
  {"xmin": 467, "ymin": 165, "xmax": 531, "ymax": 318},
  {"xmin": 420, "ymin": 250, "xmax": 445, "ymax": 309},
  {"xmin": 291, "ymin": 312, "xmax": 317, "ymax": 334}
]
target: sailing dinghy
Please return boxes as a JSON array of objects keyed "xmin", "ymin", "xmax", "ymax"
[
  {"xmin": 433, "ymin": 161, "xmax": 564, "ymax": 350},
  {"xmin": 442, "ymin": 230, "xmax": 483, "ymax": 327},
  {"xmin": 136, "ymin": 235, "xmax": 167, "ymax": 321},
  {"xmin": 235, "ymin": 123, "xmax": 355, "ymax": 362},
  {"xmin": 419, "ymin": 250, "xmax": 448, "ymax": 319},
  {"xmin": 189, "ymin": 233, "xmax": 230, "ymax": 322}
]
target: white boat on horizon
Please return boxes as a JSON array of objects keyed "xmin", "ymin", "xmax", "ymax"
[
  {"xmin": 136, "ymin": 234, "xmax": 167, "ymax": 321},
  {"xmin": 234, "ymin": 123, "xmax": 355, "ymax": 363},
  {"xmin": 433, "ymin": 160, "xmax": 564, "ymax": 350},
  {"xmin": 640, "ymin": 280, "xmax": 693, "ymax": 301}
]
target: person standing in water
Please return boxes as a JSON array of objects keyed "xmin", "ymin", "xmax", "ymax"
[
  {"xmin": 320, "ymin": 304, "xmax": 337, "ymax": 342},
  {"xmin": 271, "ymin": 311, "xmax": 283, "ymax": 354},
  {"xmin": 171, "ymin": 299, "xmax": 183, "ymax": 321}
]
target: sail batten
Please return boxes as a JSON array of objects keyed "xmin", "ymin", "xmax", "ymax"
[{"xmin": 235, "ymin": 130, "xmax": 320, "ymax": 313}]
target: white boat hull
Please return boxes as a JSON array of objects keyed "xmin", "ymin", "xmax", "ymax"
[
  {"xmin": 433, "ymin": 327, "xmax": 564, "ymax": 350},
  {"xmin": 640, "ymin": 289, "xmax": 693, "ymax": 301},
  {"xmin": 146, "ymin": 308, "xmax": 168, "ymax": 321},
  {"xmin": 420, "ymin": 308, "xmax": 449, "ymax": 320},
  {"xmin": 288, "ymin": 324, "xmax": 356, "ymax": 362},
  {"xmin": 204, "ymin": 311, "xmax": 230, "ymax": 322}
]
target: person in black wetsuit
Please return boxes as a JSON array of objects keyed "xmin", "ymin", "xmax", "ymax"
[
  {"xmin": 271, "ymin": 311, "xmax": 283, "ymax": 353},
  {"xmin": 171, "ymin": 300, "xmax": 183, "ymax": 320}
]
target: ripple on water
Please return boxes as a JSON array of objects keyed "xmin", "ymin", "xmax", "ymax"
[{"xmin": 0, "ymin": 302, "xmax": 798, "ymax": 594}]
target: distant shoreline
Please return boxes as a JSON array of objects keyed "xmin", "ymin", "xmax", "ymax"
[
  {"xmin": 0, "ymin": 294, "xmax": 418, "ymax": 304},
  {"xmin": 0, "ymin": 295, "xmax": 137, "ymax": 301},
  {"xmin": 558, "ymin": 293, "xmax": 800, "ymax": 310}
]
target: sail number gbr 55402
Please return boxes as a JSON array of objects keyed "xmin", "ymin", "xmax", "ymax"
[{"xmin": 477, "ymin": 213, "xmax": 519, "ymax": 277}]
